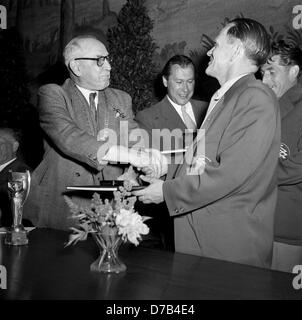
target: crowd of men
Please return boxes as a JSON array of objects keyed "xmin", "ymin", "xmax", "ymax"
[{"xmin": 1, "ymin": 18, "xmax": 302, "ymax": 273}]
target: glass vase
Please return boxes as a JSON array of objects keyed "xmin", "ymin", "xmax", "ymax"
[{"xmin": 90, "ymin": 228, "xmax": 126, "ymax": 273}]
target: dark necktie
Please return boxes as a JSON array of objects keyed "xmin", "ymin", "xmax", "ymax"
[
  {"xmin": 181, "ymin": 105, "xmax": 196, "ymax": 130},
  {"xmin": 89, "ymin": 92, "xmax": 97, "ymax": 122}
]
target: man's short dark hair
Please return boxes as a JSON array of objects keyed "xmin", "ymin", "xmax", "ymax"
[
  {"xmin": 162, "ymin": 55, "xmax": 195, "ymax": 79},
  {"xmin": 227, "ymin": 18, "xmax": 270, "ymax": 67},
  {"xmin": 269, "ymin": 40, "xmax": 302, "ymax": 77}
]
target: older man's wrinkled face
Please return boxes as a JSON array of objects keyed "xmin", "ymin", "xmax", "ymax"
[
  {"xmin": 261, "ymin": 55, "xmax": 297, "ymax": 98},
  {"xmin": 0, "ymin": 135, "xmax": 17, "ymax": 165},
  {"xmin": 76, "ymin": 38, "xmax": 111, "ymax": 91},
  {"xmin": 206, "ymin": 25, "xmax": 238, "ymax": 84}
]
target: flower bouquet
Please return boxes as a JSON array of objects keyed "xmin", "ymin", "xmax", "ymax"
[{"xmin": 64, "ymin": 181, "xmax": 150, "ymax": 273}]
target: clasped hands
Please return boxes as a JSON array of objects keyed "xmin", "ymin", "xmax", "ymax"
[
  {"xmin": 100, "ymin": 145, "xmax": 168, "ymax": 179},
  {"xmin": 98, "ymin": 145, "xmax": 167, "ymax": 204}
]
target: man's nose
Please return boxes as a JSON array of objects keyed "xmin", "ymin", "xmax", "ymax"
[
  {"xmin": 207, "ymin": 47, "xmax": 213, "ymax": 57},
  {"xmin": 182, "ymin": 83, "xmax": 189, "ymax": 92},
  {"xmin": 103, "ymin": 59, "xmax": 111, "ymax": 70}
]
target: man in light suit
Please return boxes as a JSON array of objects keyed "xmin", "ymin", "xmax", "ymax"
[
  {"xmin": 24, "ymin": 35, "xmax": 139, "ymax": 230},
  {"xmin": 131, "ymin": 18, "xmax": 281, "ymax": 268},
  {"xmin": 262, "ymin": 41, "xmax": 302, "ymax": 272},
  {"xmin": 134, "ymin": 55, "xmax": 208, "ymax": 250},
  {"xmin": 0, "ymin": 128, "xmax": 31, "ymax": 227}
]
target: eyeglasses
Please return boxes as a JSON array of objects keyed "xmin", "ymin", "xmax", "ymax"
[{"xmin": 74, "ymin": 55, "xmax": 112, "ymax": 67}]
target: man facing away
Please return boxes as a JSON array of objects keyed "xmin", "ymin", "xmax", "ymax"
[
  {"xmin": 262, "ymin": 41, "xmax": 302, "ymax": 272},
  {"xmin": 24, "ymin": 35, "xmax": 140, "ymax": 230},
  {"xmin": 127, "ymin": 18, "xmax": 281, "ymax": 268}
]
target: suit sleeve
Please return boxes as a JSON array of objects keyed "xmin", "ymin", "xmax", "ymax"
[
  {"xmin": 119, "ymin": 92, "xmax": 138, "ymax": 133},
  {"xmin": 163, "ymin": 87, "xmax": 279, "ymax": 215},
  {"xmin": 119, "ymin": 93, "xmax": 147, "ymax": 149},
  {"xmin": 135, "ymin": 110, "xmax": 154, "ymax": 149},
  {"xmin": 37, "ymin": 85, "xmax": 105, "ymax": 170},
  {"xmin": 278, "ymin": 131, "xmax": 302, "ymax": 185}
]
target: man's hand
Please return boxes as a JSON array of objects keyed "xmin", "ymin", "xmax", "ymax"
[
  {"xmin": 99, "ymin": 145, "xmax": 168, "ymax": 178},
  {"xmin": 132, "ymin": 176, "xmax": 164, "ymax": 204},
  {"xmin": 100, "ymin": 145, "xmax": 150, "ymax": 166},
  {"xmin": 140, "ymin": 148, "xmax": 168, "ymax": 179}
]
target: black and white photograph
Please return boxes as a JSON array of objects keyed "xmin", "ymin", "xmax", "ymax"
[{"xmin": 0, "ymin": 0, "xmax": 302, "ymax": 305}]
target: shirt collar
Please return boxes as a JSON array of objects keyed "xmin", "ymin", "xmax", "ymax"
[
  {"xmin": 215, "ymin": 73, "xmax": 250, "ymax": 100},
  {"xmin": 166, "ymin": 95, "xmax": 191, "ymax": 111},
  {"xmin": 76, "ymin": 85, "xmax": 98, "ymax": 105}
]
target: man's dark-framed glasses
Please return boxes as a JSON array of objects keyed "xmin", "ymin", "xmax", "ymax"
[{"xmin": 74, "ymin": 55, "xmax": 112, "ymax": 67}]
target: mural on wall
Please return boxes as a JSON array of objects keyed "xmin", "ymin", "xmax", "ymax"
[
  {"xmin": 1, "ymin": 0, "xmax": 301, "ymax": 167},
  {"xmin": 3, "ymin": 0, "xmax": 121, "ymax": 81},
  {"xmin": 2, "ymin": 0, "xmax": 302, "ymax": 97}
]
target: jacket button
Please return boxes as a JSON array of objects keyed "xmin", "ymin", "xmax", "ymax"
[
  {"xmin": 180, "ymin": 208, "xmax": 184, "ymax": 212},
  {"xmin": 175, "ymin": 209, "xmax": 179, "ymax": 214},
  {"xmin": 75, "ymin": 172, "xmax": 81, "ymax": 177}
]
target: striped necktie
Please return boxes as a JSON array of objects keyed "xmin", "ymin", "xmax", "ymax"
[{"xmin": 89, "ymin": 92, "xmax": 97, "ymax": 122}]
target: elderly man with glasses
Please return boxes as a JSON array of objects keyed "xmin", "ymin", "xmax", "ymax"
[{"xmin": 24, "ymin": 35, "xmax": 140, "ymax": 230}]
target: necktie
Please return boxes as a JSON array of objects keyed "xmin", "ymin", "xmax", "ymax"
[
  {"xmin": 202, "ymin": 90, "xmax": 221, "ymax": 124},
  {"xmin": 89, "ymin": 92, "xmax": 97, "ymax": 122},
  {"xmin": 181, "ymin": 105, "xmax": 196, "ymax": 130}
]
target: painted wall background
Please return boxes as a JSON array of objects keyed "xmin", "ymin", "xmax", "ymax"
[
  {"xmin": 0, "ymin": 0, "xmax": 300, "ymax": 168},
  {"xmin": 1, "ymin": 0, "xmax": 300, "ymax": 90}
]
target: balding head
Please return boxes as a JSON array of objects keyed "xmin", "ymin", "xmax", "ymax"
[
  {"xmin": 63, "ymin": 35, "xmax": 111, "ymax": 91},
  {"xmin": 63, "ymin": 35, "xmax": 107, "ymax": 67}
]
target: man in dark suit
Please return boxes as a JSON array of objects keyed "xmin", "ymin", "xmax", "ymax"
[
  {"xmin": 135, "ymin": 55, "xmax": 208, "ymax": 250},
  {"xmin": 24, "ymin": 35, "xmax": 140, "ymax": 230},
  {"xmin": 130, "ymin": 18, "xmax": 280, "ymax": 268},
  {"xmin": 135, "ymin": 55, "xmax": 208, "ymax": 153},
  {"xmin": 0, "ymin": 128, "xmax": 31, "ymax": 227},
  {"xmin": 262, "ymin": 41, "xmax": 302, "ymax": 272}
]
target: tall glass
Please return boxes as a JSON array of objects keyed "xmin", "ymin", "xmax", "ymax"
[{"xmin": 5, "ymin": 170, "xmax": 31, "ymax": 246}]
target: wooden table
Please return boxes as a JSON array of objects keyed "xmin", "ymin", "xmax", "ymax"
[{"xmin": 0, "ymin": 228, "xmax": 301, "ymax": 300}]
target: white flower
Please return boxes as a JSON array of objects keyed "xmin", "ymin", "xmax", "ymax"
[{"xmin": 116, "ymin": 208, "xmax": 149, "ymax": 246}]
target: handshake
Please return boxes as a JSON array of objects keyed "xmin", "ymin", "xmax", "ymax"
[{"xmin": 98, "ymin": 145, "xmax": 168, "ymax": 179}]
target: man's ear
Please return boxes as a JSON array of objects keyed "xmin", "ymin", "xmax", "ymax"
[
  {"xmin": 69, "ymin": 60, "xmax": 81, "ymax": 77},
  {"xmin": 231, "ymin": 41, "xmax": 243, "ymax": 62},
  {"xmin": 12, "ymin": 141, "xmax": 19, "ymax": 154},
  {"xmin": 290, "ymin": 65, "xmax": 300, "ymax": 79},
  {"xmin": 162, "ymin": 76, "xmax": 168, "ymax": 88}
]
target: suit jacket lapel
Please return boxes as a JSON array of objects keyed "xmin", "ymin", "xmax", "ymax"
[
  {"xmin": 279, "ymin": 94, "xmax": 294, "ymax": 119},
  {"xmin": 279, "ymin": 83, "xmax": 302, "ymax": 119},
  {"xmin": 192, "ymin": 100, "xmax": 207, "ymax": 128},
  {"xmin": 63, "ymin": 79, "xmax": 96, "ymax": 135},
  {"xmin": 171, "ymin": 74, "xmax": 255, "ymax": 178},
  {"xmin": 162, "ymin": 97, "xmax": 186, "ymax": 130},
  {"xmin": 199, "ymin": 74, "xmax": 255, "ymax": 133}
]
